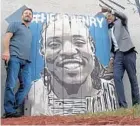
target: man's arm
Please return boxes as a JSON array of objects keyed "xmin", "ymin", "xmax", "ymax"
[
  {"xmin": 110, "ymin": 52, "xmax": 114, "ymax": 59},
  {"xmin": 112, "ymin": 10, "xmax": 128, "ymax": 26},
  {"xmin": 109, "ymin": 51, "xmax": 114, "ymax": 67},
  {"xmin": 2, "ymin": 22, "xmax": 18, "ymax": 63},
  {"xmin": 2, "ymin": 33, "xmax": 13, "ymax": 62},
  {"xmin": 102, "ymin": 6, "xmax": 128, "ymax": 26}
]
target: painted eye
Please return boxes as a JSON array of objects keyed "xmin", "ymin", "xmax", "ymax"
[
  {"xmin": 48, "ymin": 41, "xmax": 61, "ymax": 49},
  {"xmin": 74, "ymin": 39, "xmax": 86, "ymax": 47}
]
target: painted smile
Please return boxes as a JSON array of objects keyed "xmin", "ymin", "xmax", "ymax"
[{"xmin": 57, "ymin": 59, "xmax": 85, "ymax": 70}]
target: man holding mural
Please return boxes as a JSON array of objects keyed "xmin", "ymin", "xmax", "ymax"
[
  {"xmin": 2, "ymin": 8, "xmax": 33, "ymax": 118},
  {"xmin": 101, "ymin": 6, "xmax": 140, "ymax": 108},
  {"xmin": 25, "ymin": 14, "xmax": 117, "ymax": 116}
]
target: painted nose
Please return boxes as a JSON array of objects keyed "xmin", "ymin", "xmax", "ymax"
[{"xmin": 60, "ymin": 40, "xmax": 78, "ymax": 57}]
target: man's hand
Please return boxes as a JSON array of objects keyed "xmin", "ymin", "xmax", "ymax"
[
  {"xmin": 2, "ymin": 33, "xmax": 13, "ymax": 64},
  {"xmin": 109, "ymin": 58, "xmax": 114, "ymax": 68},
  {"xmin": 2, "ymin": 50, "xmax": 10, "ymax": 63},
  {"xmin": 101, "ymin": 6, "xmax": 111, "ymax": 13}
]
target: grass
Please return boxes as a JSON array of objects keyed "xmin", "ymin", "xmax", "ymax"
[{"xmin": 77, "ymin": 105, "xmax": 140, "ymax": 118}]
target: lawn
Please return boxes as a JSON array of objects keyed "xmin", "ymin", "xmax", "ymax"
[{"xmin": 1, "ymin": 105, "xmax": 140, "ymax": 125}]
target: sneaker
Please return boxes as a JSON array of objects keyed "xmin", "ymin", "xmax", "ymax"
[
  {"xmin": 3, "ymin": 112, "xmax": 22, "ymax": 118},
  {"xmin": 2, "ymin": 113, "xmax": 7, "ymax": 119}
]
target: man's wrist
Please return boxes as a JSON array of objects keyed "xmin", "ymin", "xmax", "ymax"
[
  {"xmin": 3, "ymin": 49, "xmax": 10, "ymax": 53},
  {"xmin": 110, "ymin": 57, "xmax": 114, "ymax": 60}
]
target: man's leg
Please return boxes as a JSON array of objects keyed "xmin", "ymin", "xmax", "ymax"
[
  {"xmin": 4, "ymin": 56, "xmax": 20, "ymax": 114},
  {"xmin": 15, "ymin": 60, "xmax": 32, "ymax": 111},
  {"xmin": 113, "ymin": 52, "xmax": 127, "ymax": 108},
  {"xmin": 124, "ymin": 51, "xmax": 140, "ymax": 105}
]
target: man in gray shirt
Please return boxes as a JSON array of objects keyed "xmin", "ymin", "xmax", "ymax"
[{"xmin": 2, "ymin": 8, "xmax": 33, "ymax": 118}]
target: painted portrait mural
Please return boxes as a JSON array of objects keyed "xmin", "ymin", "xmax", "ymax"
[
  {"xmin": 23, "ymin": 12, "xmax": 118, "ymax": 116},
  {"xmin": 5, "ymin": 6, "xmax": 118, "ymax": 116},
  {"xmin": 4, "ymin": 0, "xmax": 140, "ymax": 116}
]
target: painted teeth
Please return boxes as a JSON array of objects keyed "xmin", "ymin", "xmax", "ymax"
[{"xmin": 64, "ymin": 63, "xmax": 80, "ymax": 69}]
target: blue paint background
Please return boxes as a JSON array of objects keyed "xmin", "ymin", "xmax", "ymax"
[{"xmin": 89, "ymin": 13, "xmax": 110, "ymax": 67}]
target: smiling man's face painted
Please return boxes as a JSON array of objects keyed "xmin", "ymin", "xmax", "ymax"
[{"xmin": 42, "ymin": 16, "xmax": 95, "ymax": 85}]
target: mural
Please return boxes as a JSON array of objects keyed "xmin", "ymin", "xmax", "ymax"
[
  {"xmin": 5, "ymin": 6, "xmax": 119, "ymax": 116},
  {"xmin": 23, "ymin": 12, "xmax": 118, "ymax": 116},
  {"xmin": 3, "ymin": 0, "xmax": 139, "ymax": 116}
]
